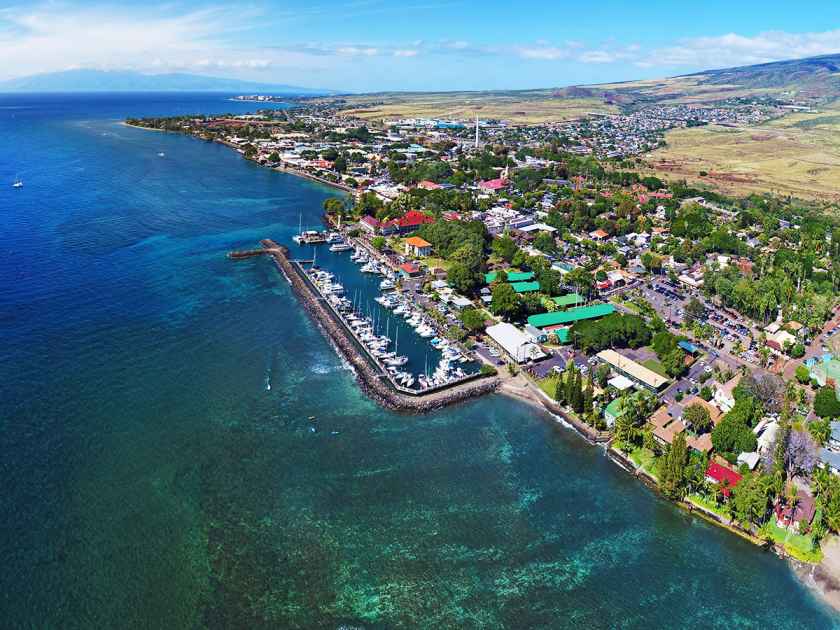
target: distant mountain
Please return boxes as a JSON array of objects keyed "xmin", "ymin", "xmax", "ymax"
[
  {"xmin": 681, "ymin": 53, "xmax": 840, "ymax": 95},
  {"xmin": 0, "ymin": 69, "xmax": 332, "ymax": 95}
]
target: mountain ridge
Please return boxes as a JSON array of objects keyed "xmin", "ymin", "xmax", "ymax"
[{"xmin": 0, "ymin": 69, "xmax": 333, "ymax": 94}]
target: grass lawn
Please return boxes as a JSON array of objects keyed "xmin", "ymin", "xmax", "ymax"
[
  {"xmin": 629, "ymin": 447, "xmax": 658, "ymax": 479},
  {"xmin": 423, "ymin": 257, "xmax": 451, "ymax": 272},
  {"xmin": 761, "ymin": 520, "xmax": 823, "ymax": 563},
  {"xmin": 641, "ymin": 358, "xmax": 669, "ymax": 378},
  {"xmin": 537, "ymin": 375, "xmax": 560, "ymax": 399},
  {"xmin": 686, "ymin": 493, "xmax": 731, "ymax": 520}
]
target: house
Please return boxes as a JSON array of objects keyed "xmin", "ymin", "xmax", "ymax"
[
  {"xmin": 404, "ymin": 236, "xmax": 432, "ymax": 257},
  {"xmin": 398, "ymin": 262, "xmax": 422, "ymax": 278},
  {"xmin": 653, "ymin": 418, "xmax": 686, "ymax": 447},
  {"xmin": 774, "ymin": 490, "xmax": 816, "ymax": 532},
  {"xmin": 596, "ymin": 349, "xmax": 669, "ymax": 391},
  {"xmin": 417, "ymin": 180, "xmax": 442, "ymax": 190},
  {"xmin": 589, "ymin": 229, "xmax": 609, "ymax": 241},
  {"xmin": 485, "ymin": 322, "xmax": 546, "ymax": 364},
  {"xmin": 394, "ymin": 210, "xmax": 435, "ymax": 234},
  {"xmin": 705, "ymin": 461, "xmax": 742, "ymax": 497},
  {"xmin": 714, "ymin": 375, "xmax": 741, "ymax": 413},
  {"xmin": 524, "ymin": 324, "xmax": 547, "ymax": 344},
  {"xmin": 604, "ymin": 398, "xmax": 624, "ymax": 427},
  {"xmin": 479, "ymin": 177, "xmax": 508, "ymax": 192},
  {"xmin": 360, "ymin": 215, "xmax": 380, "ymax": 234}
]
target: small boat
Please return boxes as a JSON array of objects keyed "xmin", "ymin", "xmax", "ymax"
[
  {"xmin": 329, "ymin": 242, "xmax": 353, "ymax": 252},
  {"xmin": 12, "ymin": 177, "xmax": 23, "ymax": 188},
  {"xmin": 157, "ymin": 152, "xmax": 165, "ymax": 157}
]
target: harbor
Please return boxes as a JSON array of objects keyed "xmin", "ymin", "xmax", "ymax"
[{"xmin": 241, "ymin": 239, "xmax": 497, "ymax": 411}]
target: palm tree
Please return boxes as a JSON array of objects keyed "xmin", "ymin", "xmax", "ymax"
[{"xmin": 785, "ymin": 482, "xmax": 800, "ymax": 532}]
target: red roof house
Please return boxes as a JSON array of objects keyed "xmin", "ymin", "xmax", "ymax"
[
  {"xmin": 395, "ymin": 210, "xmax": 435, "ymax": 233},
  {"xmin": 479, "ymin": 178, "xmax": 508, "ymax": 191},
  {"xmin": 398, "ymin": 262, "xmax": 422, "ymax": 277},
  {"xmin": 705, "ymin": 462, "xmax": 742, "ymax": 497},
  {"xmin": 417, "ymin": 180, "xmax": 442, "ymax": 190},
  {"xmin": 360, "ymin": 215, "xmax": 380, "ymax": 233}
]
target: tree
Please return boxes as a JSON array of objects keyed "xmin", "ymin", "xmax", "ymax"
[
  {"xmin": 661, "ymin": 347, "xmax": 687, "ymax": 378},
  {"xmin": 491, "ymin": 234, "xmax": 518, "ymax": 262},
  {"xmin": 583, "ymin": 381, "xmax": 594, "ymax": 414},
  {"xmin": 459, "ymin": 308, "xmax": 486, "ymax": 333},
  {"xmin": 490, "ymin": 283, "xmax": 521, "ymax": 320},
  {"xmin": 731, "ymin": 472, "xmax": 772, "ymax": 526},
  {"xmin": 814, "ymin": 386, "xmax": 840, "ymax": 418},
  {"xmin": 683, "ymin": 403, "xmax": 712, "ymax": 433},
  {"xmin": 795, "ymin": 364, "xmax": 811, "ymax": 384},
  {"xmin": 684, "ymin": 297, "xmax": 705, "ymax": 324},
  {"xmin": 712, "ymin": 413, "xmax": 758, "ymax": 454},
  {"xmin": 334, "ymin": 155, "xmax": 348, "ymax": 173},
  {"xmin": 371, "ymin": 236, "xmax": 386, "ymax": 251},
  {"xmin": 659, "ymin": 433, "xmax": 689, "ymax": 499},
  {"xmin": 323, "ymin": 197, "xmax": 347, "ymax": 217},
  {"xmin": 809, "ymin": 418, "xmax": 831, "ymax": 446},
  {"xmin": 785, "ymin": 429, "xmax": 818, "ymax": 477},
  {"xmin": 595, "ymin": 364, "xmax": 610, "ymax": 389}
]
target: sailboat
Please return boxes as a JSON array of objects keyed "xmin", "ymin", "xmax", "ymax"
[{"xmin": 12, "ymin": 175, "xmax": 23, "ymax": 188}]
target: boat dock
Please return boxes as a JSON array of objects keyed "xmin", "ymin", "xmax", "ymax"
[{"xmin": 233, "ymin": 240, "xmax": 498, "ymax": 411}]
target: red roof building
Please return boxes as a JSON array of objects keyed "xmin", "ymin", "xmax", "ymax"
[
  {"xmin": 705, "ymin": 462, "xmax": 742, "ymax": 497},
  {"xmin": 360, "ymin": 215, "xmax": 380, "ymax": 233},
  {"xmin": 395, "ymin": 210, "xmax": 435, "ymax": 233},
  {"xmin": 442, "ymin": 211, "xmax": 461, "ymax": 222},
  {"xmin": 479, "ymin": 178, "xmax": 508, "ymax": 191},
  {"xmin": 417, "ymin": 180, "xmax": 442, "ymax": 190},
  {"xmin": 398, "ymin": 262, "xmax": 422, "ymax": 277}
]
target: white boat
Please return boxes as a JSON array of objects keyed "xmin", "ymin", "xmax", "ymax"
[
  {"xmin": 379, "ymin": 279, "xmax": 396, "ymax": 291},
  {"xmin": 329, "ymin": 242, "xmax": 353, "ymax": 252},
  {"xmin": 12, "ymin": 177, "xmax": 23, "ymax": 188},
  {"xmin": 158, "ymin": 152, "xmax": 165, "ymax": 157},
  {"xmin": 326, "ymin": 232, "xmax": 342, "ymax": 243}
]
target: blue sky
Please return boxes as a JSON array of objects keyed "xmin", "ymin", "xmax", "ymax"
[{"xmin": 2, "ymin": 1, "xmax": 840, "ymax": 91}]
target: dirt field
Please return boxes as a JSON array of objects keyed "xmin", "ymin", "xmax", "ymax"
[
  {"xmin": 646, "ymin": 104, "xmax": 840, "ymax": 201},
  {"xmin": 326, "ymin": 91, "xmax": 616, "ymax": 124}
]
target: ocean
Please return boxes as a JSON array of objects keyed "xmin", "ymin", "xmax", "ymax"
[{"xmin": 0, "ymin": 92, "xmax": 837, "ymax": 628}]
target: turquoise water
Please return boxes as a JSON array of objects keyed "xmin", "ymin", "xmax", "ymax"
[{"xmin": 1, "ymin": 93, "xmax": 838, "ymax": 628}]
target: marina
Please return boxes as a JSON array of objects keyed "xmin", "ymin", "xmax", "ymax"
[{"xmin": 285, "ymin": 234, "xmax": 479, "ymax": 393}]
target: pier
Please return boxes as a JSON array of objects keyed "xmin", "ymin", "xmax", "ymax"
[{"xmin": 234, "ymin": 240, "xmax": 499, "ymax": 412}]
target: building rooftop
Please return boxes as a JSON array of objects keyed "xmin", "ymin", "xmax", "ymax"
[
  {"xmin": 596, "ymin": 349, "xmax": 669, "ymax": 390},
  {"xmin": 528, "ymin": 303, "xmax": 615, "ymax": 329}
]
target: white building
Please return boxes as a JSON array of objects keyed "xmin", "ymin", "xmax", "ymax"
[{"xmin": 485, "ymin": 323, "xmax": 545, "ymax": 364}]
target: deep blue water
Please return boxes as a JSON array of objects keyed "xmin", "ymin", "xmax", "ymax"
[{"xmin": 1, "ymin": 92, "xmax": 838, "ymax": 628}]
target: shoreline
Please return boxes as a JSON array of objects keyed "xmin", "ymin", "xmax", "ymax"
[{"xmin": 124, "ymin": 121, "xmax": 354, "ymax": 194}]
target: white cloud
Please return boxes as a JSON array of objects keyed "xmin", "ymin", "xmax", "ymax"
[
  {"xmin": 393, "ymin": 49, "xmax": 419, "ymax": 57},
  {"xmin": 644, "ymin": 29, "xmax": 840, "ymax": 68},
  {"xmin": 0, "ymin": 3, "xmax": 302, "ymax": 80}
]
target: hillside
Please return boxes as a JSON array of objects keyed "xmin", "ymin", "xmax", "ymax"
[{"xmin": 683, "ymin": 54, "xmax": 840, "ymax": 96}]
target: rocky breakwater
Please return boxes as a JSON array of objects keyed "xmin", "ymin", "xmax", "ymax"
[{"xmin": 258, "ymin": 240, "xmax": 499, "ymax": 412}]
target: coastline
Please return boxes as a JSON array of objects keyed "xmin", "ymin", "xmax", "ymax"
[{"xmin": 124, "ymin": 121, "xmax": 354, "ymax": 194}]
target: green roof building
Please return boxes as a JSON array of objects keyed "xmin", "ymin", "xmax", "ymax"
[
  {"xmin": 604, "ymin": 398, "xmax": 624, "ymax": 427},
  {"xmin": 527, "ymin": 303, "xmax": 615, "ymax": 329},
  {"xmin": 485, "ymin": 270, "xmax": 535, "ymax": 284},
  {"xmin": 511, "ymin": 281, "xmax": 541, "ymax": 293},
  {"xmin": 552, "ymin": 293, "xmax": 585, "ymax": 308}
]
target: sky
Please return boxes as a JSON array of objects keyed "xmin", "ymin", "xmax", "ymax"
[{"xmin": 3, "ymin": 1, "xmax": 840, "ymax": 91}]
